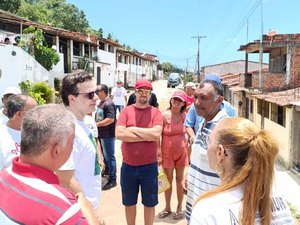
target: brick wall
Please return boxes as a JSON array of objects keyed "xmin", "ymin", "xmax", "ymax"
[{"xmin": 291, "ymin": 48, "xmax": 300, "ymax": 88}]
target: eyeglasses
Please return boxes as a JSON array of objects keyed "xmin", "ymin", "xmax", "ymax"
[
  {"xmin": 135, "ymin": 89, "xmax": 151, "ymax": 96},
  {"xmin": 74, "ymin": 90, "xmax": 100, "ymax": 100}
]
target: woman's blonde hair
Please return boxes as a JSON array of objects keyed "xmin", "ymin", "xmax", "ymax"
[{"xmin": 195, "ymin": 117, "xmax": 279, "ymax": 225}]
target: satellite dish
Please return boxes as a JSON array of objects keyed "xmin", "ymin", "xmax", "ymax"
[{"xmin": 267, "ymin": 30, "xmax": 278, "ymax": 37}]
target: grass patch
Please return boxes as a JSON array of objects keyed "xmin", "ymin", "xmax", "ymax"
[{"xmin": 288, "ymin": 202, "xmax": 300, "ymax": 223}]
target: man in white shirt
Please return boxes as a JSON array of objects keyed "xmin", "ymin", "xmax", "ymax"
[
  {"xmin": 56, "ymin": 71, "xmax": 103, "ymax": 224},
  {"xmin": 111, "ymin": 80, "xmax": 127, "ymax": 113},
  {"xmin": 0, "ymin": 94, "xmax": 36, "ymax": 170},
  {"xmin": 0, "ymin": 87, "xmax": 22, "ymax": 125}
]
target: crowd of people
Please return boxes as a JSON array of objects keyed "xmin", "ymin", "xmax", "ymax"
[{"xmin": 0, "ymin": 72, "xmax": 295, "ymax": 225}]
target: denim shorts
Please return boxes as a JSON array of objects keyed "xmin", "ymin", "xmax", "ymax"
[{"xmin": 120, "ymin": 162, "xmax": 158, "ymax": 207}]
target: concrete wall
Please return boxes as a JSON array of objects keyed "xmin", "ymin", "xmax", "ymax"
[
  {"xmin": 0, "ymin": 44, "xmax": 51, "ymax": 98},
  {"xmin": 253, "ymin": 98, "xmax": 293, "ymax": 167},
  {"xmin": 202, "ymin": 60, "xmax": 268, "ymax": 75}
]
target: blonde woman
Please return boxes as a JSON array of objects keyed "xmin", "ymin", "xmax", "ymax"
[
  {"xmin": 190, "ymin": 117, "xmax": 294, "ymax": 225},
  {"xmin": 158, "ymin": 90, "xmax": 188, "ymax": 220}
]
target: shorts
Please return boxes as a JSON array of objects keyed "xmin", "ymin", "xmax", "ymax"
[{"xmin": 120, "ymin": 162, "xmax": 158, "ymax": 207}]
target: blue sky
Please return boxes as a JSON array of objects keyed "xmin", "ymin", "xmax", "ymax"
[{"xmin": 67, "ymin": 0, "xmax": 300, "ymax": 71}]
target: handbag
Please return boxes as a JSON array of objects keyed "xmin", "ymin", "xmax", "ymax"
[{"xmin": 157, "ymin": 168, "xmax": 170, "ymax": 194}]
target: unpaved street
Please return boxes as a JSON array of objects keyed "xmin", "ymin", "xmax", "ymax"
[{"xmin": 98, "ymin": 79, "xmax": 187, "ymax": 225}]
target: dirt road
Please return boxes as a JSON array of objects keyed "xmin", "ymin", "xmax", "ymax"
[{"xmin": 98, "ymin": 80, "xmax": 187, "ymax": 225}]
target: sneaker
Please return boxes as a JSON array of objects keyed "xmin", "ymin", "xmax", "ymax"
[{"xmin": 102, "ymin": 180, "xmax": 117, "ymax": 191}]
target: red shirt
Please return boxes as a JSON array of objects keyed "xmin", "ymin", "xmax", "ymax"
[
  {"xmin": 117, "ymin": 105, "xmax": 163, "ymax": 166},
  {"xmin": 0, "ymin": 157, "xmax": 87, "ymax": 225},
  {"xmin": 186, "ymin": 95, "xmax": 194, "ymax": 108}
]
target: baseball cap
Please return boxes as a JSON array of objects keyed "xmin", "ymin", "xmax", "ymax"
[
  {"xmin": 171, "ymin": 90, "xmax": 187, "ymax": 102},
  {"xmin": 116, "ymin": 80, "xmax": 122, "ymax": 84},
  {"xmin": 134, "ymin": 79, "xmax": 153, "ymax": 90},
  {"xmin": 185, "ymin": 82, "xmax": 196, "ymax": 89},
  {"xmin": 2, "ymin": 86, "xmax": 22, "ymax": 96},
  {"xmin": 203, "ymin": 74, "xmax": 222, "ymax": 85}
]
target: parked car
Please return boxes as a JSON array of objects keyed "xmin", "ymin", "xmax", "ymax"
[{"xmin": 167, "ymin": 73, "xmax": 181, "ymax": 88}]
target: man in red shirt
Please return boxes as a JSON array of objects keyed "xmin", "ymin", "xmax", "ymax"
[
  {"xmin": 0, "ymin": 104, "xmax": 90, "ymax": 224},
  {"xmin": 116, "ymin": 79, "xmax": 163, "ymax": 225},
  {"xmin": 185, "ymin": 82, "xmax": 196, "ymax": 111}
]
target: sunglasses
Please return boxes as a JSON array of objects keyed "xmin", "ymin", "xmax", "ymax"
[
  {"xmin": 74, "ymin": 90, "xmax": 100, "ymax": 100},
  {"xmin": 135, "ymin": 89, "xmax": 151, "ymax": 96}
]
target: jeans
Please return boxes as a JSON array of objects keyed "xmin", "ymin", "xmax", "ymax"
[
  {"xmin": 100, "ymin": 137, "xmax": 117, "ymax": 182},
  {"xmin": 115, "ymin": 105, "xmax": 124, "ymax": 113}
]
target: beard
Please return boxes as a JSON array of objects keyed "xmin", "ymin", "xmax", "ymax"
[{"xmin": 138, "ymin": 96, "xmax": 148, "ymax": 105}]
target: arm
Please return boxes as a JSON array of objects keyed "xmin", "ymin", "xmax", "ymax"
[
  {"xmin": 96, "ymin": 101, "xmax": 115, "ymax": 127},
  {"xmin": 116, "ymin": 125, "xmax": 162, "ymax": 142},
  {"xmin": 96, "ymin": 117, "xmax": 114, "ymax": 127},
  {"xmin": 186, "ymin": 126, "xmax": 196, "ymax": 144},
  {"xmin": 75, "ymin": 192, "xmax": 100, "ymax": 225},
  {"xmin": 156, "ymin": 136, "xmax": 162, "ymax": 166},
  {"xmin": 127, "ymin": 125, "xmax": 162, "ymax": 141},
  {"xmin": 96, "ymin": 138, "xmax": 105, "ymax": 173},
  {"xmin": 56, "ymin": 170, "xmax": 99, "ymax": 225}
]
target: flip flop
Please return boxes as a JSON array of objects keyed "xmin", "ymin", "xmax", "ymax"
[
  {"xmin": 173, "ymin": 211, "xmax": 184, "ymax": 220},
  {"xmin": 158, "ymin": 210, "xmax": 172, "ymax": 219}
]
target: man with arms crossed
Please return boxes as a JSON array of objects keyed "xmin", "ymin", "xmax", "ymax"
[{"xmin": 116, "ymin": 79, "xmax": 163, "ymax": 225}]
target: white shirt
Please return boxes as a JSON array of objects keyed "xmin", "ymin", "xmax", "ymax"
[
  {"xmin": 0, "ymin": 108, "xmax": 8, "ymax": 126},
  {"xmin": 186, "ymin": 110, "xmax": 228, "ymax": 222},
  {"xmin": 190, "ymin": 185, "xmax": 294, "ymax": 225},
  {"xmin": 0, "ymin": 124, "xmax": 21, "ymax": 170},
  {"xmin": 59, "ymin": 120, "xmax": 101, "ymax": 208},
  {"xmin": 111, "ymin": 86, "xmax": 127, "ymax": 106}
]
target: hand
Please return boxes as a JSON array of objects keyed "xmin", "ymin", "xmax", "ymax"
[
  {"xmin": 157, "ymin": 150, "xmax": 162, "ymax": 166},
  {"xmin": 181, "ymin": 174, "xmax": 188, "ymax": 195},
  {"xmin": 189, "ymin": 136, "xmax": 195, "ymax": 145},
  {"xmin": 99, "ymin": 159, "xmax": 106, "ymax": 173}
]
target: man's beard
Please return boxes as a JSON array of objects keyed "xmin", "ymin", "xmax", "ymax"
[{"xmin": 138, "ymin": 96, "xmax": 148, "ymax": 104}]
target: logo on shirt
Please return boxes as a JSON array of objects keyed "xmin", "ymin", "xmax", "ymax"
[{"xmin": 11, "ymin": 143, "xmax": 20, "ymax": 155}]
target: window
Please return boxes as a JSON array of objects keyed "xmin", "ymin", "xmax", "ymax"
[
  {"xmin": 99, "ymin": 42, "xmax": 105, "ymax": 50},
  {"xmin": 269, "ymin": 49, "xmax": 287, "ymax": 73},
  {"xmin": 278, "ymin": 106, "xmax": 285, "ymax": 127},
  {"xmin": 257, "ymin": 99, "xmax": 269, "ymax": 118},
  {"xmin": 73, "ymin": 41, "xmax": 80, "ymax": 56},
  {"xmin": 264, "ymin": 101, "xmax": 269, "ymax": 118},
  {"xmin": 270, "ymin": 103, "xmax": 286, "ymax": 127},
  {"xmin": 257, "ymin": 99, "xmax": 262, "ymax": 115},
  {"xmin": 108, "ymin": 45, "xmax": 114, "ymax": 53}
]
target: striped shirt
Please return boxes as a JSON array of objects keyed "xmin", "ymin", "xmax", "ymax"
[
  {"xmin": 0, "ymin": 157, "xmax": 87, "ymax": 225},
  {"xmin": 186, "ymin": 110, "xmax": 228, "ymax": 222}
]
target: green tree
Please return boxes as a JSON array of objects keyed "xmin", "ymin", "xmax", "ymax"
[
  {"xmin": 0, "ymin": 0, "xmax": 21, "ymax": 13},
  {"xmin": 159, "ymin": 62, "xmax": 175, "ymax": 75},
  {"xmin": 23, "ymin": 25, "xmax": 59, "ymax": 71},
  {"xmin": 19, "ymin": 80, "xmax": 55, "ymax": 105},
  {"xmin": 17, "ymin": 0, "xmax": 49, "ymax": 23},
  {"xmin": 17, "ymin": 0, "xmax": 90, "ymax": 33}
]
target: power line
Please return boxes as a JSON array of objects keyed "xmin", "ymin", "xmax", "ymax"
[{"xmin": 207, "ymin": 0, "xmax": 262, "ymax": 62}]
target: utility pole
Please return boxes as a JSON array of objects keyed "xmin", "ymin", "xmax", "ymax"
[
  {"xmin": 185, "ymin": 58, "xmax": 189, "ymax": 78},
  {"xmin": 191, "ymin": 35, "xmax": 206, "ymax": 83}
]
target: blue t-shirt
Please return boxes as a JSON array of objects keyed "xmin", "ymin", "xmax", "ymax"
[{"xmin": 184, "ymin": 100, "xmax": 236, "ymax": 133}]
